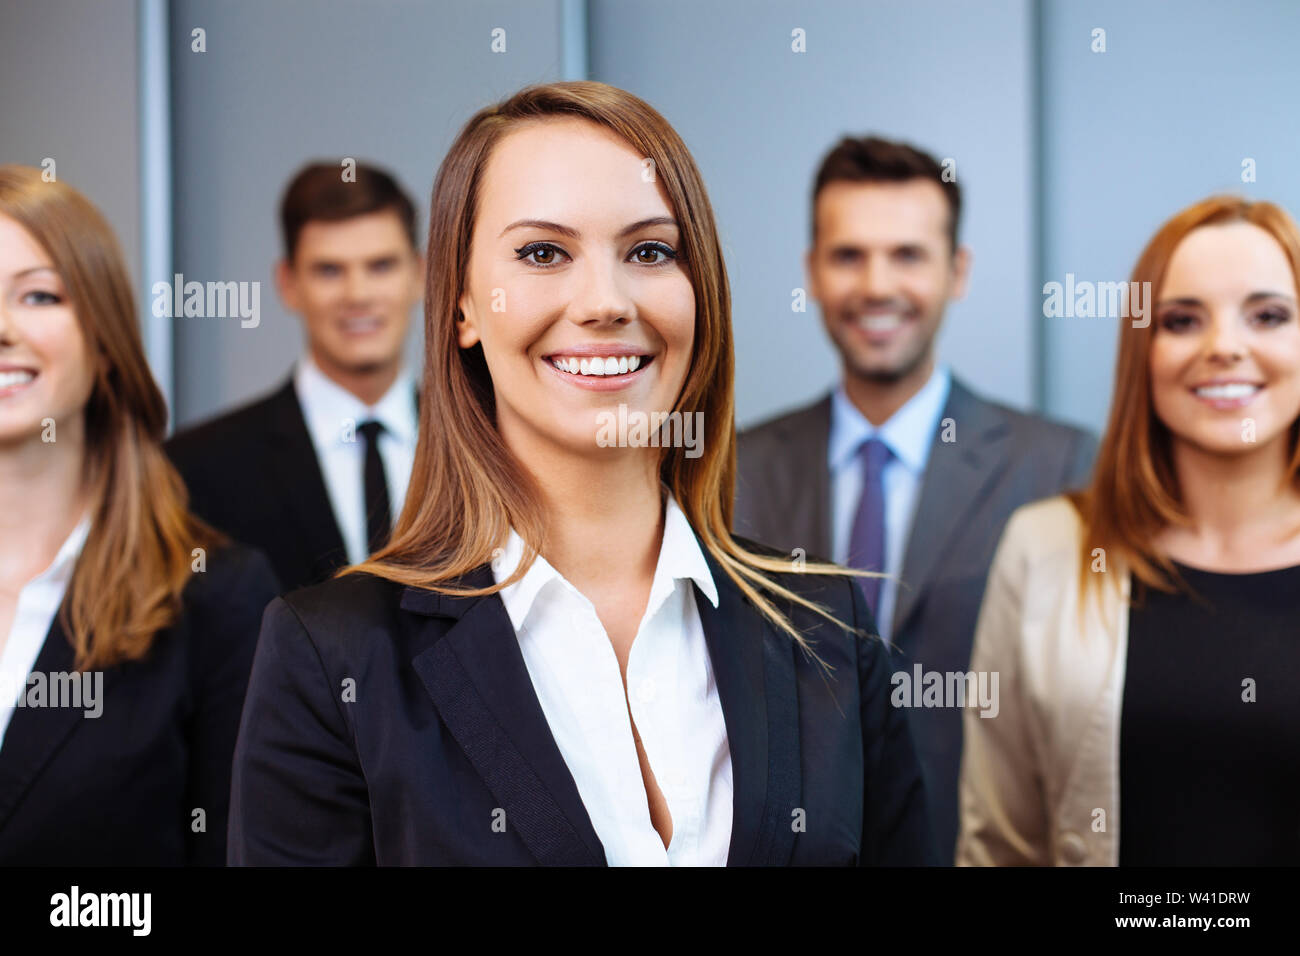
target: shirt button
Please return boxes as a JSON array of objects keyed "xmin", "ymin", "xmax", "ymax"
[{"xmin": 636, "ymin": 678, "xmax": 658, "ymax": 704}]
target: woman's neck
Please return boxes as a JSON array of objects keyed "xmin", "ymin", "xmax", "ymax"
[
  {"xmin": 0, "ymin": 423, "xmax": 90, "ymax": 588},
  {"xmin": 518, "ymin": 444, "xmax": 665, "ymax": 596},
  {"xmin": 1159, "ymin": 434, "xmax": 1300, "ymax": 568}
]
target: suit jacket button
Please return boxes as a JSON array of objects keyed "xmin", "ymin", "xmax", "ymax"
[{"xmin": 1059, "ymin": 831, "xmax": 1087, "ymax": 865}]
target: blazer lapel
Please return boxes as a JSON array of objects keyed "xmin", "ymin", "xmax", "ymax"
[
  {"xmin": 400, "ymin": 551, "xmax": 804, "ymax": 867},
  {"xmin": 892, "ymin": 379, "xmax": 1011, "ymax": 645},
  {"xmin": 748, "ymin": 395, "xmax": 833, "ymax": 561},
  {"xmin": 696, "ymin": 552, "xmax": 802, "ymax": 866},
  {"xmin": 0, "ymin": 617, "xmax": 122, "ymax": 832},
  {"xmin": 262, "ymin": 378, "xmax": 348, "ymax": 575},
  {"xmin": 402, "ymin": 571, "xmax": 606, "ymax": 866},
  {"xmin": 796, "ymin": 396, "xmax": 834, "ymax": 561}
]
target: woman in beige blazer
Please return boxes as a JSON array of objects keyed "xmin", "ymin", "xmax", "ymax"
[{"xmin": 957, "ymin": 195, "xmax": 1300, "ymax": 866}]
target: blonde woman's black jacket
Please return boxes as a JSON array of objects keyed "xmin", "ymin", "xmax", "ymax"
[
  {"xmin": 228, "ymin": 538, "xmax": 938, "ymax": 866},
  {"xmin": 0, "ymin": 545, "xmax": 279, "ymax": 865}
]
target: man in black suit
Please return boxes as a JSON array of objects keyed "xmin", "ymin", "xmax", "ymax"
[
  {"xmin": 734, "ymin": 136, "xmax": 1097, "ymax": 864},
  {"xmin": 167, "ymin": 162, "xmax": 423, "ymax": 593}
]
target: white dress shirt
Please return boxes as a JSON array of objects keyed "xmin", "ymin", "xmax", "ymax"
[
  {"xmin": 491, "ymin": 492, "xmax": 733, "ymax": 866},
  {"xmin": 294, "ymin": 355, "xmax": 418, "ymax": 566},
  {"xmin": 829, "ymin": 363, "xmax": 951, "ymax": 642},
  {"xmin": 0, "ymin": 512, "xmax": 91, "ymax": 749}
]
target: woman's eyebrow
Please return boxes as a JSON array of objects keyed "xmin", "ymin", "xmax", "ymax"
[
  {"xmin": 1156, "ymin": 291, "xmax": 1298, "ymax": 308},
  {"xmin": 1242, "ymin": 290, "xmax": 1297, "ymax": 305},
  {"xmin": 10, "ymin": 265, "xmax": 58, "ymax": 279},
  {"xmin": 499, "ymin": 216, "xmax": 678, "ymax": 240}
]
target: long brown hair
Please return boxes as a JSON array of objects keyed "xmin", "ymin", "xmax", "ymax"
[
  {"xmin": 1069, "ymin": 195, "xmax": 1300, "ymax": 600},
  {"xmin": 348, "ymin": 81, "xmax": 873, "ymax": 651},
  {"xmin": 0, "ymin": 165, "xmax": 224, "ymax": 670}
]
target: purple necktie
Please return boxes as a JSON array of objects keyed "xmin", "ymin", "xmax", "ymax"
[{"xmin": 847, "ymin": 437, "xmax": 892, "ymax": 616}]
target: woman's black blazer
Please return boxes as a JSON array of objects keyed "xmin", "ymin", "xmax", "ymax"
[
  {"xmin": 229, "ymin": 539, "xmax": 939, "ymax": 866},
  {"xmin": 0, "ymin": 545, "xmax": 279, "ymax": 865}
]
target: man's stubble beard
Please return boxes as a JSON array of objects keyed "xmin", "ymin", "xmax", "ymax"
[{"xmin": 838, "ymin": 318, "xmax": 938, "ymax": 387}]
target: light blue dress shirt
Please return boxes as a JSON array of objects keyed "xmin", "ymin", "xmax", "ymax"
[{"xmin": 829, "ymin": 365, "xmax": 951, "ymax": 642}]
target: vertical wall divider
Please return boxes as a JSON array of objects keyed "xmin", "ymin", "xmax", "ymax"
[
  {"xmin": 1030, "ymin": 0, "xmax": 1048, "ymax": 415},
  {"xmin": 561, "ymin": 0, "xmax": 589, "ymax": 80},
  {"xmin": 138, "ymin": 0, "xmax": 174, "ymax": 426}
]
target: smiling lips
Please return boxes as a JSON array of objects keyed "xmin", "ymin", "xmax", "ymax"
[
  {"xmin": 1189, "ymin": 380, "xmax": 1264, "ymax": 409},
  {"xmin": 543, "ymin": 347, "xmax": 653, "ymax": 390},
  {"xmin": 0, "ymin": 368, "xmax": 36, "ymax": 395},
  {"xmin": 849, "ymin": 309, "xmax": 911, "ymax": 343},
  {"xmin": 855, "ymin": 313, "xmax": 906, "ymax": 332},
  {"xmin": 339, "ymin": 316, "xmax": 384, "ymax": 335},
  {"xmin": 550, "ymin": 354, "xmax": 644, "ymax": 376}
]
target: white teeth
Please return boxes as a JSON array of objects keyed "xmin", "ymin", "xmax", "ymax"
[
  {"xmin": 550, "ymin": 355, "xmax": 646, "ymax": 376},
  {"xmin": 857, "ymin": 313, "xmax": 905, "ymax": 332},
  {"xmin": 0, "ymin": 370, "xmax": 35, "ymax": 389},
  {"xmin": 1195, "ymin": 383, "xmax": 1259, "ymax": 400}
]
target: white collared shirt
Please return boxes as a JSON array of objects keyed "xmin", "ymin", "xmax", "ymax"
[
  {"xmin": 294, "ymin": 355, "xmax": 418, "ymax": 566},
  {"xmin": 828, "ymin": 363, "xmax": 952, "ymax": 641},
  {"xmin": 0, "ymin": 513, "xmax": 91, "ymax": 749},
  {"xmin": 492, "ymin": 492, "xmax": 733, "ymax": 866}
]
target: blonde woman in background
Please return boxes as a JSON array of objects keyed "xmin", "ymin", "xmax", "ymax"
[{"xmin": 0, "ymin": 166, "xmax": 278, "ymax": 864}]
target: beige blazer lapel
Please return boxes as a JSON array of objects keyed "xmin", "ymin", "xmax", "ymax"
[{"xmin": 957, "ymin": 495, "xmax": 1129, "ymax": 866}]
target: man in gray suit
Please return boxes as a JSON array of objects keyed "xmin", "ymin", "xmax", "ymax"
[{"xmin": 735, "ymin": 136, "xmax": 1097, "ymax": 865}]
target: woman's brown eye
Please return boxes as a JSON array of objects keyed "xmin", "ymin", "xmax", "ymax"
[
  {"xmin": 632, "ymin": 243, "xmax": 674, "ymax": 265},
  {"xmin": 515, "ymin": 242, "xmax": 563, "ymax": 266}
]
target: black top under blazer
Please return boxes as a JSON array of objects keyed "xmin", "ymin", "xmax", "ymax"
[
  {"xmin": 0, "ymin": 545, "xmax": 279, "ymax": 865},
  {"xmin": 228, "ymin": 538, "xmax": 939, "ymax": 866}
]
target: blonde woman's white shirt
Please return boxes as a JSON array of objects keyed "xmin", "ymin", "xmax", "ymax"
[
  {"xmin": 956, "ymin": 494, "xmax": 1130, "ymax": 866},
  {"xmin": 491, "ymin": 492, "xmax": 733, "ymax": 866},
  {"xmin": 0, "ymin": 513, "xmax": 92, "ymax": 749}
]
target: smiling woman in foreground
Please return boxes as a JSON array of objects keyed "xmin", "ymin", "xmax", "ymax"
[{"xmin": 228, "ymin": 81, "xmax": 936, "ymax": 866}]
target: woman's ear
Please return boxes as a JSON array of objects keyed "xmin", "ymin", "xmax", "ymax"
[{"xmin": 456, "ymin": 294, "xmax": 481, "ymax": 348}]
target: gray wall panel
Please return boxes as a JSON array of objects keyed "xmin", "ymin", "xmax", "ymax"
[
  {"xmin": 590, "ymin": 0, "xmax": 1036, "ymax": 428},
  {"xmin": 1040, "ymin": 0, "xmax": 1300, "ymax": 432},
  {"xmin": 0, "ymin": 0, "xmax": 141, "ymax": 329},
  {"xmin": 169, "ymin": 0, "xmax": 565, "ymax": 425}
]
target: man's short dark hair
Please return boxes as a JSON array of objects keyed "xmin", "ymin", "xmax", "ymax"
[
  {"xmin": 811, "ymin": 136, "xmax": 962, "ymax": 251},
  {"xmin": 279, "ymin": 161, "xmax": 418, "ymax": 262}
]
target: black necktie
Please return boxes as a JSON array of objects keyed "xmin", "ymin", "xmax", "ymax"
[{"xmin": 358, "ymin": 420, "xmax": 391, "ymax": 554}]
